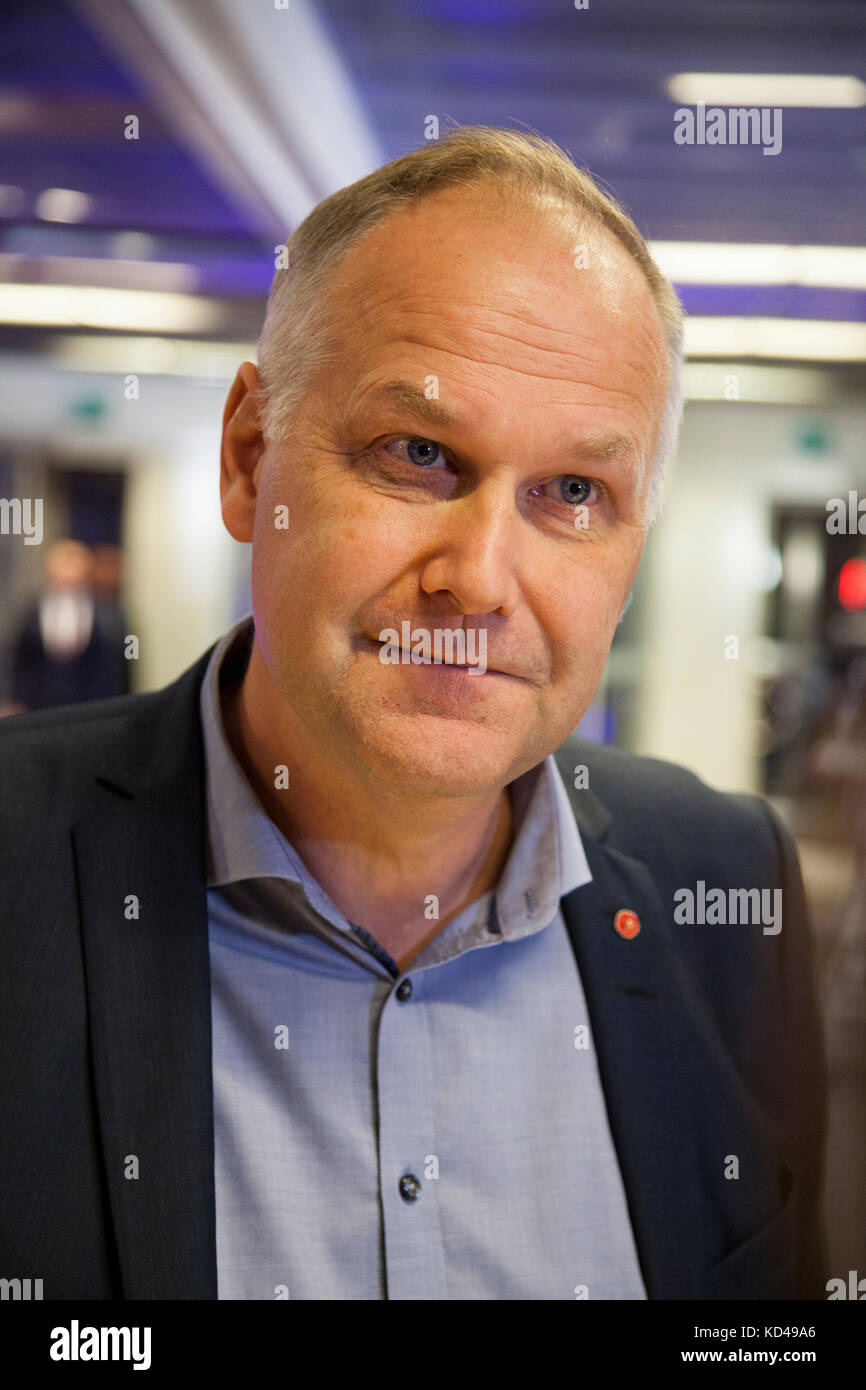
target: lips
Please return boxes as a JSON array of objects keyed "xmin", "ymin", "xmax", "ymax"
[
  {"xmin": 377, "ymin": 642, "xmax": 515, "ymax": 678},
  {"xmin": 390, "ymin": 646, "xmax": 479, "ymax": 668},
  {"xmin": 355, "ymin": 629, "xmax": 526, "ymax": 680}
]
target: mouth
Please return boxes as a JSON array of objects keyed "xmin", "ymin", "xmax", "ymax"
[
  {"xmin": 355, "ymin": 633, "xmax": 523, "ymax": 681},
  {"xmin": 398, "ymin": 653, "xmax": 502, "ymax": 675},
  {"xmin": 386, "ymin": 645, "xmax": 502, "ymax": 676}
]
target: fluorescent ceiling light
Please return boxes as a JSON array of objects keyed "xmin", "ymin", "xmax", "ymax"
[
  {"xmin": 0, "ymin": 253, "xmax": 199, "ymax": 293},
  {"xmin": 665, "ymin": 73, "xmax": 866, "ymax": 108},
  {"xmin": 109, "ymin": 232, "xmax": 157, "ymax": 259},
  {"xmin": 0, "ymin": 284, "xmax": 222, "ymax": 333},
  {"xmin": 34, "ymin": 188, "xmax": 93, "ymax": 222},
  {"xmin": 684, "ymin": 317, "xmax": 866, "ymax": 361},
  {"xmin": 45, "ymin": 334, "xmax": 257, "ymax": 377},
  {"xmin": 683, "ymin": 363, "xmax": 836, "ymax": 403},
  {"xmin": 651, "ymin": 242, "xmax": 866, "ymax": 290}
]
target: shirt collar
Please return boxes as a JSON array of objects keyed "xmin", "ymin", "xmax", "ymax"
[{"xmin": 199, "ymin": 614, "xmax": 592, "ymax": 931}]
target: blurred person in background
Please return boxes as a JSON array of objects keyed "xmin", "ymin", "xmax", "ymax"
[
  {"xmin": 91, "ymin": 542, "xmax": 125, "ymax": 607},
  {"xmin": 5, "ymin": 537, "xmax": 129, "ymax": 714}
]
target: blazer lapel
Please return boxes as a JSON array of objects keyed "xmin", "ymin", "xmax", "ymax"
[
  {"xmin": 554, "ymin": 746, "xmax": 712, "ymax": 1298},
  {"xmin": 560, "ymin": 832, "xmax": 708, "ymax": 1298},
  {"xmin": 73, "ymin": 660, "xmax": 217, "ymax": 1299}
]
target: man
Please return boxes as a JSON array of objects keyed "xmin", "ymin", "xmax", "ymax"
[
  {"xmin": 7, "ymin": 539, "xmax": 130, "ymax": 714},
  {"xmin": 0, "ymin": 127, "xmax": 826, "ymax": 1300}
]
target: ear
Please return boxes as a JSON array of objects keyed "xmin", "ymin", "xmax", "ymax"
[{"xmin": 220, "ymin": 361, "xmax": 267, "ymax": 542}]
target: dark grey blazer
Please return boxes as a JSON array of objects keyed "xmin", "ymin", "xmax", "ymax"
[{"xmin": 0, "ymin": 645, "xmax": 828, "ymax": 1299}]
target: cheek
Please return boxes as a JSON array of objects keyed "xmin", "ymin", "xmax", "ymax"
[
  {"xmin": 557, "ymin": 626, "xmax": 612, "ymax": 692},
  {"xmin": 251, "ymin": 483, "xmax": 407, "ymax": 627},
  {"xmin": 543, "ymin": 556, "xmax": 634, "ymax": 680}
]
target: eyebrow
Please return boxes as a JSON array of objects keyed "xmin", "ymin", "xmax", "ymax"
[
  {"xmin": 358, "ymin": 380, "xmax": 640, "ymax": 470},
  {"xmin": 565, "ymin": 431, "xmax": 640, "ymax": 468},
  {"xmin": 362, "ymin": 381, "xmax": 465, "ymax": 431}
]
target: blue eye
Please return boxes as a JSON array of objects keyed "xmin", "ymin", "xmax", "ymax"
[
  {"xmin": 528, "ymin": 475, "xmax": 596, "ymax": 507},
  {"xmin": 388, "ymin": 437, "xmax": 446, "ymax": 468},
  {"xmin": 559, "ymin": 476, "xmax": 592, "ymax": 506}
]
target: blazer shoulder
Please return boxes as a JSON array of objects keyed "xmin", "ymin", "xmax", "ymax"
[
  {"xmin": 559, "ymin": 736, "xmax": 781, "ymax": 875},
  {"xmin": 0, "ymin": 646, "xmax": 213, "ymax": 812}
]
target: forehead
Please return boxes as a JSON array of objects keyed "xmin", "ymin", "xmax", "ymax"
[
  {"xmin": 316, "ymin": 184, "xmax": 668, "ymax": 439},
  {"xmin": 331, "ymin": 184, "xmax": 660, "ymax": 336}
]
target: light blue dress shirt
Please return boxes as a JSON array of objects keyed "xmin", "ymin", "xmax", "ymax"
[{"xmin": 201, "ymin": 615, "xmax": 647, "ymax": 1300}]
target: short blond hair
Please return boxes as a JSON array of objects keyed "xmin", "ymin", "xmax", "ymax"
[{"xmin": 256, "ymin": 124, "xmax": 684, "ymax": 523}]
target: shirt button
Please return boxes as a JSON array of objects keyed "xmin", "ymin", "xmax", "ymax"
[
  {"xmin": 399, "ymin": 1174, "xmax": 422, "ymax": 1202},
  {"xmin": 396, "ymin": 978, "xmax": 413, "ymax": 1001}
]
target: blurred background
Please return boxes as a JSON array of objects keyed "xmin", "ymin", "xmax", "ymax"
[{"xmin": 1, "ymin": 0, "xmax": 863, "ymax": 1285}]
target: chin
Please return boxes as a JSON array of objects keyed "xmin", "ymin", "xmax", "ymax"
[{"xmin": 349, "ymin": 712, "xmax": 523, "ymax": 795}]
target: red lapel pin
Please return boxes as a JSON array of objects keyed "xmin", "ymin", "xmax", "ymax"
[{"xmin": 614, "ymin": 908, "xmax": 641, "ymax": 940}]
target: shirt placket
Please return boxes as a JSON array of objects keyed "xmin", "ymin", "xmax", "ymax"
[{"xmin": 376, "ymin": 969, "xmax": 448, "ymax": 1299}]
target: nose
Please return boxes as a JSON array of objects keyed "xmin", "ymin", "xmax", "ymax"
[{"xmin": 418, "ymin": 482, "xmax": 523, "ymax": 617}]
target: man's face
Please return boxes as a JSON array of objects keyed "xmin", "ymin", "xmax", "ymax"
[{"xmin": 228, "ymin": 185, "xmax": 670, "ymax": 799}]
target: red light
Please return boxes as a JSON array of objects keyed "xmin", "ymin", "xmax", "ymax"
[{"xmin": 838, "ymin": 558, "xmax": 866, "ymax": 612}]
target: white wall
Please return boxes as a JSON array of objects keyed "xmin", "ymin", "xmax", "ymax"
[{"xmin": 635, "ymin": 399, "xmax": 866, "ymax": 792}]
